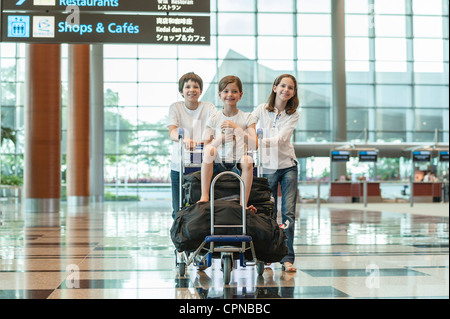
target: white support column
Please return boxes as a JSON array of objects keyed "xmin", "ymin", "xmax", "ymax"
[
  {"xmin": 331, "ymin": 0, "xmax": 348, "ymax": 180},
  {"xmin": 90, "ymin": 44, "xmax": 104, "ymax": 203}
]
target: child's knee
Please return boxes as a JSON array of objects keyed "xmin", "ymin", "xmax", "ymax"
[
  {"xmin": 204, "ymin": 144, "xmax": 216, "ymax": 155},
  {"xmin": 203, "ymin": 145, "xmax": 217, "ymax": 163},
  {"xmin": 240, "ymin": 155, "xmax": 254, "ymax": 169}
]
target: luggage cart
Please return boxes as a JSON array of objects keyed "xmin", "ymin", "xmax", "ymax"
[
  {"xmin": 178, "ymin": 128, "xmax": 203, "ymax": 210},
  {"xmin": 174, "ymin": 128, "xmax": 265, "ymax": 282},
  {"xmin": 177, "ymin": 127, "xmax": 263, "ymax": 209},
  {"xmin": 175, "ymin": 171, "xmax": 265, "ymax": 284},
  {"xmin": 207, "ymin": 171, "xmax": 265, "ymax": 284},
  {"xmin": 175, "ymin": 128, "xmax": 203, "ymax": 276}
]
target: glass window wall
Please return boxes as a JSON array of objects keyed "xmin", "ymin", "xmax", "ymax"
[{"xmin": 1, "ymin": 0, "xmax": 448, "ymax": 197}]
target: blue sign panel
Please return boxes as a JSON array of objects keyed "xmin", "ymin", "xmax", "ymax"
[
  {"xmin": 7, "ymin": 15, "xmax": 31, "ymax": 37},
  {"xmin": 1, "ymin": 0, "xmax": 211, "ymax": 44},
  {"xmin": 359, "ymin": 151, "xmax": 378, "ymax": 162},
  {"xmin": 331, "ymin": 150, "xmax": 350, "ymax": 162},
  {"xmin": 2, "ymin": 13, "xmax": 210, "ymax": 44},
  {"xmin": 412, "ymin": 151, "xmax": 431, "ymax": 162},
  {"xmin": 2, "ymin": 0, "xmax": 211, "ymax": 13}
]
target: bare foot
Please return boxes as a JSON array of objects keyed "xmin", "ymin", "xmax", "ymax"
[
  {"xmin": 197, "ymin": 196, "xmax": 209, "ymax": 203},
  {"xmin": 247, "ymin": 205, "xmax": 257, "ymax": 213}
]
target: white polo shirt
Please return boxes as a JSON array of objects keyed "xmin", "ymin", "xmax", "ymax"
[
  {"xmin": 168, "ymin": 101, "xmax": 217, "ymax": 171},
  {"xmin": 252, "ymin": 103, "xmax": 300, "ymax": 171}
]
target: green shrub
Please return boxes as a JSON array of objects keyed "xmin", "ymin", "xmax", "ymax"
[
  {"xmin": 104, "ymin": 191, "xmax": 140, "ymax": 201},
  {"xmin": 0, "ymin": 175, "xmax": 23, "ymax": 186}
]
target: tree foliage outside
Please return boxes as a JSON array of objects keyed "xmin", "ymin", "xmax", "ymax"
[
  {"xmin": 103, "ymin": 88, "xmax": 172, "ymax": 185},
  {"xmin": 1, "ymin": 109, "xmax": 19, "ymax": 184}
]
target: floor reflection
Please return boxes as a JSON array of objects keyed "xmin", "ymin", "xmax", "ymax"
[{"xmin": 0, "ymin": 201, "xmax": 448, "ymax": 299}]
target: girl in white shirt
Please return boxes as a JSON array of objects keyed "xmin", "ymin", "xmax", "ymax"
[
  {"xmin": 199, "ymin": 75, "xmax": 258, "ymax": 212},
  {"xmin": 168, "ymin": 72, "xmax": 216, "ymax": 218},
  {"xmin": 252, "ymin": 74, "xmax": 300, "ymax": 272}
]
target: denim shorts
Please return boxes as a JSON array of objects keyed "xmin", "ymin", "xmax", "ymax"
[{"xmin": 213, "ymin": 162, "xmax": 241, "ymax": 175}]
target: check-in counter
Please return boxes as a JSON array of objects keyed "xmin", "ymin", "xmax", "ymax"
[
  {"xmin": 328, "ymin": 182, "xmax": 382, "ymax": 203},
  {"xmin": 328, "ymin": 182, "xmax": 352, "ymax": 203},
  {"xmin": 412, "ymin": 182, "xmax": 442, "ymax": 202}
]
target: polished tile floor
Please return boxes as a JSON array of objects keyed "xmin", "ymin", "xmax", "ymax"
[{"xmin": 0, "ymin": 199, "xmax": 448, "ymax": 299}]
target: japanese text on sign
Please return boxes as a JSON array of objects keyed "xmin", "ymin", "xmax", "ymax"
[
  {"xmin": 1, "ymin": 13, "xmax": 210, "ymax": 44},
  {"xmin": 1, "ymin": 0, "xmax": 211, "ymax": 13}
]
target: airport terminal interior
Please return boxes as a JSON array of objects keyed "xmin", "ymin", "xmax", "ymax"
[
  {"xmin": 0, "ymin": 0, "xmax": 449, "ymax": 299},
  {"xmin": 0, "ymin": 200, "xmax": 449, "ymax": 299}
]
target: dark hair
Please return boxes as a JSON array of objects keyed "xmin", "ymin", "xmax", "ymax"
[
  {"xmin": 266, "ymin": 74, "xmax": 299, "ymax": 115},
  {"xmin": 218, "ymin": 75, "xmax": 243, "ymax": 93},
  {"xmin": 178, "ymin": 72, "xmax": 203, "ymax": 93}
]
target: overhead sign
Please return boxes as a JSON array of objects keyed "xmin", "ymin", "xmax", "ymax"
[
  {"xmin": 359, "ymin": 150, "xmax": 378, "ymax": 162},
  {"xmin": 2, "ymin": 13, "xmax": 210, "ymax": 44},
  {"xmin": 412, "ymin": 150, "xmax": 431, "ymax": 162},
  {"xmin": 331, "ymin": 150, "xmax": 350, "ymax": 162},
  {"xmin": 2, "ymin": 0, "xmax": 211, "ymax": 13},
  {"xmin": 439, "ymin": 151, "xmax": 449, "ymax": 162},
  {"xmin": 1, "ymin": 0, "xmax": 211, "ymax": 44}
]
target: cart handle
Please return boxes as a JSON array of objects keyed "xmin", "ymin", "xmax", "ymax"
[
  {"xmin": 210, "ymin": 171, "xmax": 246, "ymax": 236},
  {"xmin": 257, "ymin": 129, "xmax": 263, "ymax": 177},
  {"xmin": 178, "ymin": 128, "xmax": 185, "ymax": 139},
  {"xmin": 178, "ymin": 128, "xmax": 185, "ymax": 209},
  {"xmin": 257, "ymin": 128, "xmax": 263, "ymax": 139}
]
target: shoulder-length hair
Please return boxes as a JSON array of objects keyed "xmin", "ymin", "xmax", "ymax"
[{"xmin": 266, "ymin": 74, "xmax": 299, "ymax": 115}]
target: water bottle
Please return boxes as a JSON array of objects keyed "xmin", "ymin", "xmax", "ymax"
[{"xmin": 222, "ymin": 128, "xmax": 235, "ymax": 163}]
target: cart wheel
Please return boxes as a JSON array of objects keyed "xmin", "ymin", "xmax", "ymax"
[
  {"xmin": 223, "ymin": 255, "xmax": 232, "ymax": 285},
  {"xmin": 256, "ymin": 261, "xmax": 265, "ymax": 276},
  {"xmin": 178, "ymin": 262, "xmax": 186, "ymax": 277}
]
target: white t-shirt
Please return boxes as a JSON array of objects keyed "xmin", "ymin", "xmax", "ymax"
[
  {"xmin": 252, "ymin": 103, "xmax": 300, "ymax": 171},
  {"xmin": 168, "ymin": 101, "xmax": 216, "ymax": 171},
  {"xmin": 203, "ymin": 110, "xmax": 255, "ymax": 163}
]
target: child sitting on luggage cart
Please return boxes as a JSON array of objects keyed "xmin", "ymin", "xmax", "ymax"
[{"xmin": 198, "ymin": 75, "xmax": 258, "ymax": 213}]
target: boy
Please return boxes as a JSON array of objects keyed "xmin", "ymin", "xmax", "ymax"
[{"xmin": 168, "ymin": 72, "xmax": 216, "ymax": 218}]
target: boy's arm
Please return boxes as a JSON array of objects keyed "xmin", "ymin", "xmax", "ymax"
[
  {"xmin": 169, "ymin": 125, "xmax": 197, "ymax": 150},
  {"xmin": 169, "ymin": 125, "xmax": 180, "ymax": 142},
  {"xmin": 168, "ymin": 105, "xmax": 192, "ymax": 145}
]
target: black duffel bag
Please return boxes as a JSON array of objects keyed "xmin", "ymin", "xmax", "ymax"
[
  {"xmin": 183, "ymin": 170, "xmax": 272, "ymax": 206},
  {"xmin": 170, "ymin": 200, "xmax": 288, "ymax": 263}
]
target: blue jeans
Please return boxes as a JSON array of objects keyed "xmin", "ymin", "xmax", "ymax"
[
  {"xmin": 213, "ymin": 162, "xmax": 241, "ymax": 175},
  {"xmin": 264, "ymin": 164, "xmax": 298, "ymax": 264}
]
